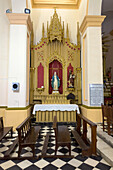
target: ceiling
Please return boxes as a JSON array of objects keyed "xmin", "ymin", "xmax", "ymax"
[
  {"xmin": 31, "ymin": 0, "xmax": 81, "ymax": 9},
  {"xmin": 30, "ymin": 0, "xmax": 113, "ymax": 35}
]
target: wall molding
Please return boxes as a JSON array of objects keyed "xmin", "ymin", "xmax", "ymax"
[
  {"xmin": 80, "ymin": 15, "xmax": 106, "ymax": 35},
  {"xmin": 6, "ymin": 105, "xmax": 32, "ymax": 110},
  {"xmin": 31, "ymin": 0, "xmax": 81, "ymax": 9},
  {"xmin": 6, "ymin": 13, "xmax": 33, "ymax": 33},
  {"xmin": 81, "ymin": 105, "xmax": 101, "ymax": 109}
]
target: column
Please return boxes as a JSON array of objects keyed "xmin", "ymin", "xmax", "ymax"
[
  {"xmin": 80, "ymin": 15, "xmax": 105, "ymax": 106},
  {"xmin": 7, "ymin": 13, "xmax": 32, "ymax": 107}
]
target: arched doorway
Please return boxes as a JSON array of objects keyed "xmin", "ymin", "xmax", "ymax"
[{"xmin": 49, "ymin": 60, "xmax": 63, "ymax": 94}]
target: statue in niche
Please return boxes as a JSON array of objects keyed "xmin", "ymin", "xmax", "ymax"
[
  {"xmin": 68, "ymin": 69, "xmax": 75, "ymax": 88},
  {"xmin": 51, "ymin": 72, "xmax": 60, "ymax": 92}
]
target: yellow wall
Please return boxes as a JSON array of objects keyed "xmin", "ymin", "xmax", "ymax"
[
  {"xmin": 0, "ymin": 106, "xmax": 32, "ymax": 131},
  {"xmin": 0, "ymin": 108, "xmax": 6, "ymax": 123},
  {"xmin": 80, "ymin": 105, "xmax": 102, "ymax": 123}
]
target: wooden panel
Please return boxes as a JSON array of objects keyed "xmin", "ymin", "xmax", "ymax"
[
  {"xmin": 36, "ymin": 111, "xmax": 76, "ymax": 122},
  {"xmin": 39, "ymin": 111, "xmax": 42, "ymax": 122},
  {"xmin": 42, "ymin": 111, "xmax": 45, "ymax": 121}
]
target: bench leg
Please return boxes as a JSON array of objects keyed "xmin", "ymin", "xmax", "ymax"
[
  {"xmin": 55, "ymin": 144, "xmax": 58, "ymax": 155},
  {"xmin": 18, "ymin": 146, "xmax": 22, "ymax": 157},
  {"xmin": 69, "ymin": 144, "xmax": 71, "ymax": 156},
  {"xmin": 108, "ymin": 122, "xmax": 111, "ymax": 135},
  {"xmin": 11, "ymin": 128, "xmax": 13, "ymax": 138},
  {"xmin": 67, "ymin": 143, "xmax": 71, "ymax": 156},
  {"xmin": 31, "ymin": 145, "xmax": 35, "ymax": 157}
]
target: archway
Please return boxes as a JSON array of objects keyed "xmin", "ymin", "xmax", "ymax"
[{"xmin": 49, "ymin": 60, "xmax": 63, "ymax": 94}]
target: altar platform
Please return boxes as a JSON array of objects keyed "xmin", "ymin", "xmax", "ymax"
[{"xmin": 33, "ymin": 104, "xmax": 80, "ymax": 122}]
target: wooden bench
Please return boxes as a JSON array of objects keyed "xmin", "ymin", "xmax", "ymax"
[
  {"xmin": 41, "ymin": 133, "xmax": 50, "ymax": 157},
  {"xmin": 53, "ymin": 116, "xmax": 71, "ymax": 156},
  {"xmin": 0, "ymin": 117, "xmax": 13, "ymax": 141},
  {"xmin": 16, "ymin": 116, "xmax": 41, "ymax": 157},
  {"xmin": 4, "ymin": 138, "xmax": 18, "ymax": 157},
  {"xmin": 72, "ymin": 114, "xmax": 97, "ymax": 157}
]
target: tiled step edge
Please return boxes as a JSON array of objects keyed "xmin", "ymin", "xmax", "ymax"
[
  {"xmin": 87, "ymin": 127, "xmax": 113, "ymax": 167},
  {"xmin": 97, "ymin": 136, "xmax": 113, "ymax": 167},
  {"xmin": 97, "ymin": 126, "xmax": 113, "ymax": 148}
]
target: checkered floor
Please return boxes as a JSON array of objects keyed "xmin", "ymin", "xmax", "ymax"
[{"xmin": 0, "ymin": 123, "xmax": 112, "ymax": 170}]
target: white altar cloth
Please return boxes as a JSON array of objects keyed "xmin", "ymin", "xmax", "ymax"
[{"xmin": 32, "ymin": 104, "xmax": 80, "ymax": 115}]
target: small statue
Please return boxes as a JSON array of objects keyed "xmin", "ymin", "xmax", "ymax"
[
  {"xmin": 68, "ymin": 69, "xmax": 75, "ymax": 88},
  {"xmin": 51, "ymin": 72, "xmax": 60, "ymax": 91}
]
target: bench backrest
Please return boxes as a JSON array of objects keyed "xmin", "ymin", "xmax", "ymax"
[
  {"xmin": 76, "ymin": 114, "xmax": 97, "ymax": 155},
  {"xmin": 101, "ymin": 104, "xmax": 108, "ymax": 118},
  {"xmin": 108, "ymin": 106, "xmax": 113, "ymax": 122},
  {"xmin": 53, "ymin": 116, "xmax": 58, "ymax": 143},
  {"xmin": 0, "ymin": 117, "xmax": 4, "ymax": 130},
  {"xmin": 16, "ymin": 116, "xmax": 31, "ymax": 144}
]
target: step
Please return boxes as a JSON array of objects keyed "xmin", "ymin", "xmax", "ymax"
[{"xmin": 87, "ymin": 125, "xmax": 113, "ymax": 167}]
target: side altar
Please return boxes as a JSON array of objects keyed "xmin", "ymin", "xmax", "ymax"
[{"xmin": 30, "ymin": 10, "xmax": 81, "ymax": 104}]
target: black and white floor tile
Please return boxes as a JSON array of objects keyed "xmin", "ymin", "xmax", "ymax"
[{"xmin": 0, "ymin": 123, "xmax": 112, "ymax": 170}]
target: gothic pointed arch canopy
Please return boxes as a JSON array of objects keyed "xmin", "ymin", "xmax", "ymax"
[{"xmin": 47, "ymin": 9, "xmax": 63, "ymax": 43}]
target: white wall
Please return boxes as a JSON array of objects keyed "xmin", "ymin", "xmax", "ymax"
[
  {"xmin": 11, "ymin": 0, "xmax": 26, "ymax": 13},
  {"xmin": 79, "ymin": 0, "xmax": 87, "ymax": 26},
  {"xmin": 8, "ymin": 25, "xmax": 27, "ymax": 107},
  {"xmin": 88, "ymin": 0, "xmax": 102, "ymax": 15},
  {"xmin": 0, "ymin": 0, "xmax": 11, "ymax": 106},
  {"xmin": 31, "ymin": 9, "xmax": 79, "ymax": 44},
  {"xmin": 28, "ymin": 0, "xmax": 32, "ymax": 11}
]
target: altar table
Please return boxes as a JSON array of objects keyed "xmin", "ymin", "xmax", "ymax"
[{"xmin": 32, "ymin": 104, "xmax": 80, "ymax": 122}]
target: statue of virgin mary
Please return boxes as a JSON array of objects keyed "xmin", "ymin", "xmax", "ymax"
[{"xmin": 51, "ymin": 72, "xmax": 60, "ymax": 91}]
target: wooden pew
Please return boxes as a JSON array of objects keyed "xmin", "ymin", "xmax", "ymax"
[
  {"xmin": 4, "ymin": 138, "xmax": 18, "ymax": 157},
  {"xmin": 41, "ymin": 133, "xmax": 50, "ymax": 157},
  {"xmin": 16, "ymin": 116, "xmax": 41, "ymax": 157},
  {"xmin": 72, "ymin": 114, "xmax": 97, "ymax": 157},
  {"xmin": 0, "ymin": 117, "xmax": 13, "ymax": 141},
  {"xmin": 53, "ymin": 115, "xmax": 71, "ymax": 156}
]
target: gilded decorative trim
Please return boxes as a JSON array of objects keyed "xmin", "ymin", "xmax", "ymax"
[
  {"xmin": 83, "ymin": 34, "xmax": 87, "ymax": 101},
  {"xmin": 76, "ymin": 67, "xmax": 82, "ymax": 72},
  {"xmin": 48, "ymin": 51, "xmax": 66, "ymax": 68},
  {"xmin": 80, "ymin": 15, "xmax": 106, "ymax": 35},
  {"xmin": 31, "ymin": 0, "xmax": 81, "ymax": 9},
  {"xmin": 86, "ymin": 0, "xmax": 89, "ymax": 15},
  {"xmin": 26, "ymin": 0, "xmax": 28, "ymax": 8},
  {"xmin": 6, "ymin": 13, "xmax": 33, "ymax": 33},
  {"xmin": 81, "ymin": 105, "xmax": 101, "ymax": 109},
  {"xmin": 0, "ymin": 106, "xmax": 7, "ymax": 109},
  {"xmin": 6, "ymin": 105, "xmax": 32, "ymax": 110}
]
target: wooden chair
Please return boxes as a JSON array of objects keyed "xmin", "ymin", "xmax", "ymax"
[
  {"xmin": 101, "ymin": 104, "xmax": 108, "ymax": 131},
  {"xmin": 107, "ymin": 106, "xmax": 113, "ymax": 135}
]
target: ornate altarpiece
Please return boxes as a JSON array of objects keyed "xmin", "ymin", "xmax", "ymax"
[{"xmin": 30, "ymin": 10, "xmax": 81, "ymax": 104}]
